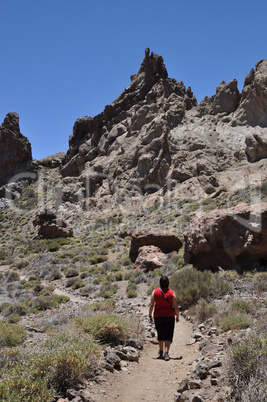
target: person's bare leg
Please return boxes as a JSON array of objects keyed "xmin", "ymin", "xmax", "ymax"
[
  {"xmin": 165, "ymin": 340, "xmax": 171, "ymax": 353},
  {"xmin": 158, "ymin": 340, "xmax": 164, "ymax": 352}
]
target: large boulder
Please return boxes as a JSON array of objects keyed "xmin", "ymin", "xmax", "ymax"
[
  {"xmin": 33, "ymin": 210, "xmax": 73, "ymax": 239},
  {"xmin": 130, "ymin": 227, "xmax": 183, "ymax": 261},
  {"xmin": 0, "ymin": 113, "xmax": 33, "ymax": 187},
  {"xmin": 245, "ymin": 131, "xmax": 267, "ymax": 162},
  {"xmin": 184, "ymin": 203, "xmax": 267, "ymax": 272},
  {"xmin": 132, "ymin": 245, "xmax": 167, "ymax": 272}
]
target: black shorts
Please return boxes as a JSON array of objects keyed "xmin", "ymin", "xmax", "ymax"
[{"xmin": 154, "ymin": 316, "xmax": 175, "ymax": 342}]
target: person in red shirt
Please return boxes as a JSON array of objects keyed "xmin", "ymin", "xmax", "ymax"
[{"xmin": 148, "ymin": 275, "xmax": 179, "ymax": 360}]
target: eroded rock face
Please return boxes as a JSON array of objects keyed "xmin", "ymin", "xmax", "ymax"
[
  {"xmin": 130, "ymin": 227, "xmax": 183, "ymax": 261},
  {"xmin": 132, "ymin": 245, "xmax": 167, "ymax": 272},
  {"xmin": 33, "ymin": 210, "xmax": 73, "ymax": 239},
  {"xmin": 0, "ymin": 113, "xmax": 33, "ymax": 186},
  {"xmin": 184, "ymin": 203, "xmax": 267, "ymax": 272}
]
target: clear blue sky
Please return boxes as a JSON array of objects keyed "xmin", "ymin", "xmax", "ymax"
[{"xmin": 1, "ymin": 0, "xmax": 266, "ymax": 160}]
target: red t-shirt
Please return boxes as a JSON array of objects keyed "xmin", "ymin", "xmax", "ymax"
[{"xmin": 153, "ymin": 288, "xmax": 175, "ymax": 318}]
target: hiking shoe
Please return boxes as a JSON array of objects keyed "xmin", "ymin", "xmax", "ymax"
[
  {"xmin": 158, "ymin": 350, "xmax": 164, "ymax": 359},
  {"xmin": 164, "ymin": 352, "xmax": 170, "ymax": 361}
]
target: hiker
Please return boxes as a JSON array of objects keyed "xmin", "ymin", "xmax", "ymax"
[{"xmin": 148, "ymin": 275, "xmax": 179, "ymax": 360}]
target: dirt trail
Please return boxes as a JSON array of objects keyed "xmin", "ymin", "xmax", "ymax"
[
  {"xmin": 90, "ymin": 289, "xmax": 200, "ymax": 402},
  {"xmin": 108, "ymin": 317, "xmax": 198, "ymax": 401}
]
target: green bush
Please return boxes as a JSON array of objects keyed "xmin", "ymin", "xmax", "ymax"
[
  {"xmin": 231, "ymin": 300, "xmax": 252, "ymax": 314},
  {"xmin": 73, "ymin": 313, "xmax": 128, "ymax": 345},
  {"xmin": 0, "ymin": 373, "xmax": 53, "ymax": 401},
  {"xmin": 170, "ymin": 267, "xmax": 232, "ymax": 309},
  {"xmin": 7, "ymin": 313, "xmax": 21, "ymax": 324},
  {"xmin": 0, "ymin": 321, "xmax": 27, "ymax": 347},
  {"xmin": 30, "ymin": 294, "xmax": 69, "ymax": 313},
  {"xmin": 99, "ymin": 283, "xmax": 117, "ymax": 298},
  {"xmin": 3, "ymin": 302, "xmax": 27, "ymax": 317},
  {"xmin": 46, "ymin": 238, "xmax": 71, "ymax": 252},
  {"xmin": 219, "ymin": 312, "xmax": 252, "ymax": 331},
  {"xmin": 127, "ymin": 289, "xmax": 138, "ymax": 298},
  {"xmin": 6, "ymin": 271, "xmax": 20, "ymax": 282},
  {"xmin": 65, "ymin": 268, "xmax": 79, "ymax": 278},
  {"xmin": 88, "ymin": 255, "xmax": 108, "ymax": 264},
  {"xmin": 114, "ymin": 271, "xmax": 124, "ymax": 281}
]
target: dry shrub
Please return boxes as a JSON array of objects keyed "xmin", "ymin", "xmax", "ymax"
[
  {"xmin": 252, "ymin": 272, "xmax": 267, "ymax": 293},
  {"xmin": 195, "ymin": 299, "xmax": 218, "ymax": 323},
  {"xmin": 98, "ymin": 322, "xmax": 126, "ymax": 345},
  {"xmin": 6, "ymin": 271, "xmax": 20, "ymax": 282},
  {"xmin": 226, "ymin": 333, "xmax": 267, "ymax": 401}
]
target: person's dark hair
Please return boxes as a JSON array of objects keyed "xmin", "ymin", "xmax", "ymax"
[{"xmin": 160, "ymin": 275, "xmax": 169, "ymax": 289}]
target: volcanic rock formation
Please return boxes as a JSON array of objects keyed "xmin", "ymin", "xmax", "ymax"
[
  {"xmin": 184, "ymin": 203, "xmax": 267, "ymax": 272},
  {"xmin": 0, "ymin": 112, "xmax": 33, "ymax": 187},
  {"xmin": 132, "ymin": 245, "xmax": 167, "ymax": 272},
  {"xmin": 33, "ymin": 210, "xmax": 73, "ymax": 239},
  {"xmin": 59, "ymin": 52, "xmax": 267, "ymax": 211},
  {"xmin": 130, "ymin": 227, "xmax": 183, "ymax": 261},
  {"xmin": 60, "ymin": 49, "xmax": 197, "ymax": 207}
]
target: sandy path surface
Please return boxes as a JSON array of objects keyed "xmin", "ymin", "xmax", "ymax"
[
  {"xmin": 92, "ymin": 314, "xmax": 199, "ymax": 402},
  {"xmin": 113, "ymin": 317, "xmax": 197, "ymax": 401}
]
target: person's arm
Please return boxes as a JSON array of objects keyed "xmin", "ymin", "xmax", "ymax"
[
  {"xmin": 172, "ymin": 292, "xmax": 180, "ymax": 322},
  {"xmin": 148, "ymin": 290, "xmax": 155, "ymax": 322}
]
